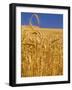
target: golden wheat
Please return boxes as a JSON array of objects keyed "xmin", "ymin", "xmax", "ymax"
[{"xmin": 21, "ymin": 25, "xmax": 63, "ymax": 77}]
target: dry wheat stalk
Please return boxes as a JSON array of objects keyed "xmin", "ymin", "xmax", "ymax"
[{"xmin": 21, "ymin": 27, "xmax": 63, "ymax": 77}]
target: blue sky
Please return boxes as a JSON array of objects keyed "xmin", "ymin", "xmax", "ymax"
[{"xmin": 21, "ymin": 12, "xmax": 63, "ymax": 28}]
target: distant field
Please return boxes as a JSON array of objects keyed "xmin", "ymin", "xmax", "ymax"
[{"xmin": 21, "ymin": 25, "xmax": 63, "ymax": 77}]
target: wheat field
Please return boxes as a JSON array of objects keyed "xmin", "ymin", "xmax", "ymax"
[{"xmin": 21, "ymin": 25, "xmax": 63, "ymax": 77}]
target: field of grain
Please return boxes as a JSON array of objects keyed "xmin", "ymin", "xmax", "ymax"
[{"xmin": 21, "ymin": 25, "xmax": 63, "ymax": 77}]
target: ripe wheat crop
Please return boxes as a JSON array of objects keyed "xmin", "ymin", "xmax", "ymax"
[{"xmin": 21, "ymin": 25, "xmax": 63, "ymax": 77}]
